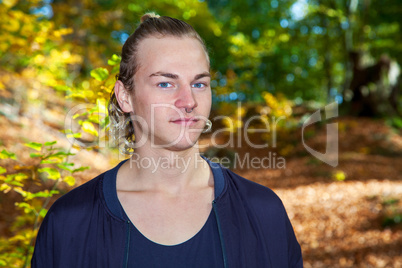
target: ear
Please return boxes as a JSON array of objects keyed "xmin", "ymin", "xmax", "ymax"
[{"xmin": 114, "ymin": 81, "xmax": 133, "ymax": 113}]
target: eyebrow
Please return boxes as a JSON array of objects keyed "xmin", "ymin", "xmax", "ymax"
[
  {"xmin": 149, "ymin": 72, "xmax": 211, "ymax": 80},
  {"xmin": 194, "ymin": 72, "xmax": 211, "ymax": 80},
  {"xmin": 150, "ymin": 72, "xmax": 179, "ymax": 79}
]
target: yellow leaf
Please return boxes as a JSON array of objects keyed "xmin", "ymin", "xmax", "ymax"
[
  {"xmin": 82, "ymin": 122, "xmax": 98, "ymax": 137},
  {"xmin": 38, "ymin": 167, "xmax": 60, "ymax": 180},
  {"xmin": 3, "ymin": 0, "xmax": 18, "ymax": 8},
  {"xmin": 333, "ymin": 170, "xmax": 346, "ymax": 181},
  {"xmin": 9, "ymin": 235, "xmax": 26, "ymax": 242},
  {"xmin": 14, "ymin": 187, "xmax": 27, "ymax": 197},
  {"xmin": 0, "ymin": 183, "xmax": 11, "ymax": 193},
  {"xmin": 96, "ymin": 99, "xmax": 108, "ymax": 115},
  {"xmin": 13, "ymin": 165, "xmax": 32, "ymax": 170},
  {"xmin": 3, "ymin": 19, "xmax": 20, "ymax": 32},
  {"xmin": 53, "ymin": 28, "xmax": 73, "ymax": 38},
  {"xmin": 63, "ymin": 176, "xmax": 76, "ymax": 187}
]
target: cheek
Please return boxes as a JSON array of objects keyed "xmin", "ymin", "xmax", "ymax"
[
  {"xmin": 198, "ymin": 91, "xmax": 212, "ymax": 110},
  {"xmin": 131, "ymin": 94, "xmax": 153, "ymax": 114}
]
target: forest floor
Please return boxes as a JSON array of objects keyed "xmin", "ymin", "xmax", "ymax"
[
  {"xmin": 0, "ymin": 93, "xmax": 401, "ymax": 267},
  {"xmin": 232, "ymin": 116, "xmax": 402, "ymax": 268}
]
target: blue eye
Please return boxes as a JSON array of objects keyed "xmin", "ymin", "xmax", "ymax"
[
  {"xmin": 158, "ymin": 82, "xmax": 173, "ymax": 88},
  {"xmin": 192, "ymin": 83, "xmax": 206, "ymax": 88}
]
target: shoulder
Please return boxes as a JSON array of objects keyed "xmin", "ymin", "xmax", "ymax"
[
  {"xmin": 32, "ymin": 171, "xmax": 120, "ymax": 266},
  {"xmin": 219, "ymin": 167, "xmax": 303, "ymax": 266},
  {"xmin": 46, "ymin": 172, "xmax": 105, "ymax": 219},
  {"xmin": 221, "ymin": 167, "xmax": 286, "ymax": 216},
  {"xmin": 222, "ymin": 167, "xmax": 283, "ymax": 204},
  {"xmin": 35, "ymin": 171, "xmax": 109, "ymax": 247}
]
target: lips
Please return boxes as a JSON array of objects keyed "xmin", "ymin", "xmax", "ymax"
[{"xmin": 171, "ymin": 117, "xmax": 199, "ymax": 126}]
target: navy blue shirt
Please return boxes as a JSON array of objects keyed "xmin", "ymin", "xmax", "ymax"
[
  {"xmin": 117, "ymin": 157, "xmax": 226, "ymax": 267},
  {"xmin": 122, "ymin": 208, "xmax": 224, "ymax": 267},
  {"xmin": 32, "ymin": 157, "xmax": 303, "ymax": 268}
]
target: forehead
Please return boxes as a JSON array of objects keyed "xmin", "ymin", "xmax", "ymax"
[{"xmin": 135, "ymin": 36, "xmax": 209, "ymax": 76}]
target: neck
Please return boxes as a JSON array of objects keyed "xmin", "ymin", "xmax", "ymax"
[{"xmin": 119, "ymin": 142, "xmax": 211, "ymax": 195}]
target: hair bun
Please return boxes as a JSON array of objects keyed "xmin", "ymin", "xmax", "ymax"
[{"xmin": 140, "ymin": 12, "xmax": 161, "ymax": 23}]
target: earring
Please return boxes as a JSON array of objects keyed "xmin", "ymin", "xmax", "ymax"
[{"xmin": 202, "ymin": 119, "xmax": 212, "ymax": 133}]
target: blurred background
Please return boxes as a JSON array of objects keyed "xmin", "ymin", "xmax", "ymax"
[{"xmin": 0, "ymin": 0, "xmax": 401, "ymax": 267}]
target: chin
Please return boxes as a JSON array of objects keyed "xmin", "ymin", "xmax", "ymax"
[
  {"xmin": 151, "ymin": 132, "xmax": 201, "ymax": 151},
  {"xmin": 167, "ymin": 143, "xmax": 197, "ymax": 152}
]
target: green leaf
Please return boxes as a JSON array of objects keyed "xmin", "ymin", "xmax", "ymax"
[
  {"xmin": 10, "ymin": 181, "xmax": 24, "ymax": 187},
  {"xmin": 72, "ymin": 166, "xmax": 90, "ymax": 173},
  {"xmin": 15, "ymin": 202, "xmax": 34, "ymax": 214},
  {"xmin": 0, "ymin": 149, "xmax": 17, "ymax": 160},
  {"xmin": 64, "ymin": 128, "xmax": 83, "ymax": 138},
  {"xmin": 38, "ymin": 167, "xmax": 61, "ymax": 180},
  {"xmin": 44, "ymin": 141, "xmax": 57, "ymax": 147},
  {"xmin": 6, "ymin": 173, "xmax": 28, "ymax": 182},
  {"xmin": 67, "ymin": 132, "xmax": 82, "ymax": 139},
  {"xmin": 51, "ymin": 151, "xmax": 75, "ymax": 157},
  {"xmin": 39, "ymin": 208, "xmax": 48, "ymax": 218},
  {"xmin": 30, "ymin": 153, "xmax": 43, "ymax": 158},
  {"xmin": 100, "ymin": 116, "xmax": 109, "ymax": 129},
  {"xmin": 90, "ymin": 68, "xmax": 109, "ymax": 82},
  {"xmin": 40, "ymin": 157, "xmax": 63, "ymax": 164},
  {"xmin": 63, "ymin": 175, "xmax": 76, "ymax": 186},
  {"xmin": 24, "ymin": 142, "xmax": 43, "ymax": 151},
  {"xmin": 107, "ymin": 54, "xmax": 121, "ymax": 66},
  {"xmin": 26, "ymin": 190, "xmax": 59, "ymax": 200},
  {"xmin": 73, "ymin": 112, "xmax": 88, "ymax": 119},
  {"xmin": 111, "ymin": 65, "xmax": 120, "ymax": 75},
  {"xmin": 0, "ymin": 166, "xmax": 6, "ymax": 174},
  {"xmin": 57, "ymin": 162, "xmax": 74, "ymax": 172},
  {"xmin": 54, "ymin": 85, "xmax": 71, "ymax": 92}
]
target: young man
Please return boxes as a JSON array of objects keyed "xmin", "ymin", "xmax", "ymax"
[{"xmin": 32, "ymin": 13, "xmax": 302, "ymax": 267}]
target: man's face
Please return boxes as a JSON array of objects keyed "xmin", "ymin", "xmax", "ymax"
[{"xmin": 128, "ymin": 36, "xmax": 211, "ymax": 150}]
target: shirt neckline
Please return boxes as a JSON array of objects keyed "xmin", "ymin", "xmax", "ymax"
[
  {"xmin": 126, "ymin": 207, "xmax": 215, "ymax": 247},
  {"xmin": 102, "ymin": 155, "xmax": 225, "ymax": 220}
]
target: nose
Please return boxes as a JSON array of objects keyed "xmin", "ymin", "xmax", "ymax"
[{"xmin": 174, "ymin": 87, "xmax": 198, "ymax": 112}]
